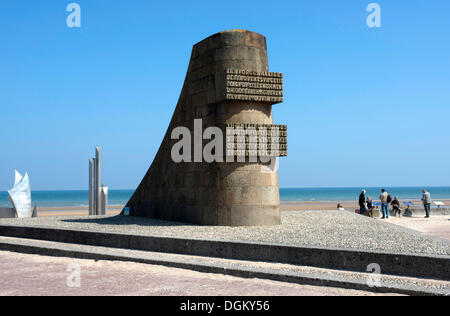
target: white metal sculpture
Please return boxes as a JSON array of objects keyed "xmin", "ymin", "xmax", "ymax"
[{"xmin": 8, "ymin": 170, "xmax": 32, "ymax": 218}]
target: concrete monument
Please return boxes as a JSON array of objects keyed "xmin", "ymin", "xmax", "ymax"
[{"xmin": 124, "ymin": 30, "xmax": 288, "ymax": 226}]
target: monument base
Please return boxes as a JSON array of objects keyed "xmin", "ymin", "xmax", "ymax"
[{"xmin": 0, "ymin": 208, "xmax": 16, "ymax": 219}]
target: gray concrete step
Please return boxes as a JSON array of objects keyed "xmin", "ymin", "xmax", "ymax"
[
  {"xmin": 0, "ymin": 236, "xmax": 447, "ymax": 296},
  {"xmin": 1, "ymin": 214, "xmax": 449, "ymax": 281}
]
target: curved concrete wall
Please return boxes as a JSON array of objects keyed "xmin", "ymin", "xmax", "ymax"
[{"xmin": 125, "ymin": 30, "xmax": 283, "ymax": 226}]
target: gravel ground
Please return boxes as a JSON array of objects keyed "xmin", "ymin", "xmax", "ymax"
[{"xmin": 0, "ymin": 211, "xmax": 449, "ymax": 256}]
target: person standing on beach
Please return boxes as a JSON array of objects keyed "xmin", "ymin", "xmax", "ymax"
[
  {"xmin": 422, "ymin": 189, "xmax": 432, "ymax": 218},
  {"xmin": 359, "ymin": 190, "xmax": 367, "ymax": 215},
  {"xmin": 379, "ymin": 189, "xmax": 390, "ymax": 219}
]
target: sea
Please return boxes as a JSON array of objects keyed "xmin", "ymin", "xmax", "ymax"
[{"xmin": 1, "ymin": 187, "xmax": 449, "ymax": 208}]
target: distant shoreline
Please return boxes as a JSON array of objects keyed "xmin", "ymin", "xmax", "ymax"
[
  {"xmin": 4, "ymin": 199, "xmax": 450, "ymax": 209},
  {"xmin": 1, "ymin": 187, "xmax": 450, "ymax": 208},
  {"xmin": 25, "ymin": 199, "xmax": 448, "ymax": 218}
]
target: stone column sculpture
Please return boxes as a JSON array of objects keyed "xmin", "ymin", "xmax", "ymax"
[
  {"xmin": 101, "ymin": 186, "xmax": 108, "ymax": 215},
  {"xmin": 124, "ymin": 30, "xmax": 288, "ymax": 226},
  {"xmin": 88, "ymin": 147, "xmax": 107, "ymax": 216},
  {"xmin": 88, "ymin": 158, "xmax": 95, "ymax": 215},
  {"xmin": 95, "ymin": 147, "xmax": 102, "ymax": 215}
]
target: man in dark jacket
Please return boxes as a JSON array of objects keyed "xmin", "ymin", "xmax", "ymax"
[
  {"xmin": 422, "ymin": 189, "xmax": 432, "ymax": 218},
  {"xmin": 359, "ymin": 190, "xmax": 367, "ymax": 215}
]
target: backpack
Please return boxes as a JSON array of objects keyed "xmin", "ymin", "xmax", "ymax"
[{"xmin": 387, "ymin": 194, "xmax": 393, "ymax": 204}]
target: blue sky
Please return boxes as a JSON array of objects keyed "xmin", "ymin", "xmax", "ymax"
[{"xmin": 0, "ymin": 0, "xmax": 449, "ymax": 190}]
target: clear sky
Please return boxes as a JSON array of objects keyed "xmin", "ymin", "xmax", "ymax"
[{"xmin": 0, "ymin": 0, "xmax": 449, "ymax": 191}]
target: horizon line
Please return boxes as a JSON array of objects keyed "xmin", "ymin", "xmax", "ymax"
[{"xmin": 1, "ymin": 185, "xmax": 450, "ymax": 193}]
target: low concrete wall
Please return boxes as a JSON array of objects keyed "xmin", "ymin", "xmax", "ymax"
[
  {"xmin": 0, "ymin": 236, "xmax": 441, "ymax": 296},
  {"xmin": 0, "ymin": 208, "xmax": 16, "ymax": 219},
  {"xmin": 0, "ymin": 224, "xmax": 448, "ymax": 281},
  {"xmin": 362, "ymin": 206, "xmax": 449, "ymax": 218},
  {"xmin": 403, "ymin": 207, "xmax": 450, "ymax": 217}
]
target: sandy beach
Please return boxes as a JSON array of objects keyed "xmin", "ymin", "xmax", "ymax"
[
  {"xmin": 35, "ymin": 200, "xmax": 450, "ymax": 216},
  {"xmin": 280, "ymin": 200, "xmax": 450, "ymax": 211}
]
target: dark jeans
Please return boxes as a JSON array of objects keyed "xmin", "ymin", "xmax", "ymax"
[
  {"xmin": 381, "ymin": 203, "xmax": 389, "ymax": 218},
  {"xmin": 360, "ymin": 205, "xmax": 367, "ymax": 215},
  {"xmin": 424, "ymin": 203, "xmax": 431, "ymax": 217}
]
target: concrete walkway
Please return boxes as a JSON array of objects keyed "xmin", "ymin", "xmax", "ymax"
[
  {"xmin": 0, "ymin": 250, "xmax": 398, "ymax": 296},
  {"xmin": 0, "ymin": 236, "xmax": 447, "ymax": 295},
  {"xmin": 387, "ymin": 216, "xmax": 450, "ymax": 240}
]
